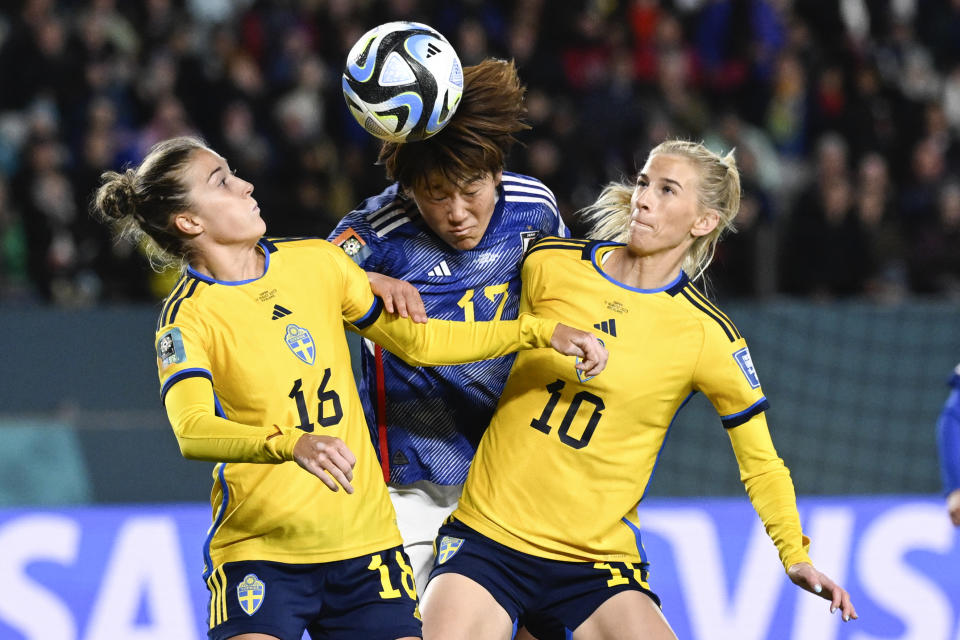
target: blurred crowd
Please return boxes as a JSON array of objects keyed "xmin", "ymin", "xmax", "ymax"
[{"xmin": 1, "ymin": 0, "xmax": 959, "ymax": 306}]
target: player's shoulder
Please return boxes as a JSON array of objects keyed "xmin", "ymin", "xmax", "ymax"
[
  {"xmin": 260, "ymin": 235, "xmax": 342, "ymax": 263},
  {"xmin": 155, "ymin": 271, "xmax": 213, "ymax": 332},
  {"xmin": 525, "ymin": 236, "xmax": 594, "ymax": 259},
  {"xmin": 342, "ymin": 183, "xmax": 418, "ymax": 241},
  {"xmin": 949, "ymin": 363, "xmax": 960, "ymax": 388},
  {"xmin": 669, "ymin": 276, "xmax": 743, "ymax": 345},
  {"xmin": 500, "ymin": 172, "xmax": 560, "ymax": 217},
  {"xmin": 519, "ymin": 236, "xmax": 597, "ymax": 275},
  {"xmin": 501, "ymin": 171, "xmax": 554, "ymax": 196}
]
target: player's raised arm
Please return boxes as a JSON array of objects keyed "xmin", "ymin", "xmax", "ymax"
[{"xmin": 349, "ymin": 307, "xmax": 608, "ymax": 373}]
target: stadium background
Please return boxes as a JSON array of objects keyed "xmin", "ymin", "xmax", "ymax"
[{"xmin": 1, "ymin": 1, "xmax": 958, "ymax": 639}]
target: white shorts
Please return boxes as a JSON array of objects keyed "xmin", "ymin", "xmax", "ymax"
[{"xmin": 388, "ymin": 481, "xmax": 463, "ymax": 597}]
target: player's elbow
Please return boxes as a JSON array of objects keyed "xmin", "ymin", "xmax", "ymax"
[
  {"xmin": 364, "ymin": 327, "xmax": 430, "ymax": 366},
  {"xmin": 168, "ymin": 414, "xmax": 214, "ymax": 461},
  {"xmin": 740, "ymin": 457, "xmax": 790, "ymax": 484},
  {"xmin": 388, "ymin": 346, "xmax": 426, "ymax": 367},
  {"xmin": 171, "ymin": 429, "xmax": 205, "ymax": 460}
]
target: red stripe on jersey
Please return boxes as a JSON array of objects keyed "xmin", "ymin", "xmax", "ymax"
[{"xmin": 374, "ymin": 343, "xmax": 390, "ymax": 482}]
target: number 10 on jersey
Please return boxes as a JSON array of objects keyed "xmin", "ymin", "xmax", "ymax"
[{"xmin": 529, "ymin": 379, "xmax": 605, "ymax": 449}]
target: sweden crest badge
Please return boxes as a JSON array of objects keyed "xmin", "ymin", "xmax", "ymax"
[
  {"xmin": 285, "ymin": 324, "xmax": 316, "ymax": 365},
  {"xmin": 437, "ymin": 536, "xmax": 464, "ymax": 564},
  {"xmin": 237, "ymin": 573, "xmax": 265, "ymax": 616},
  {"xmin": 576, "ymin": 338, "xmax": 604, "ymax": 383}
]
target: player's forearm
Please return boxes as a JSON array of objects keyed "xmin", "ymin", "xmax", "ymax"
[
  {"xmin": 742, "ymin": 467, "xmax": 811, "ymax": 571},
  {"xmin": 728, "ymin": 415, "xmax": 811, "ymax": 571},
  {"xmin": 354, "ymin": 311, "xmax": 559, "ymax": 367},
  {"xmin": 164, "ymin": 377, "xmax": 301, "ymax": 463}
]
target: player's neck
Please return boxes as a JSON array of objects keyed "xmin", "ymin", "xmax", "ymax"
[
  {"xmin": 190, "ymin": 242, "xmax": 265, "ymax": 283},
  {"xmin": 603, "ymin": 247, "xmax": 684, "ymax": 290}
]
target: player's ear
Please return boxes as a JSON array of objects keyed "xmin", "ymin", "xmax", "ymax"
[
  {"xmin": 691, "ymin": 209, "xmax": 719, "ymax": 237},
  {"xmin": 492, "ymin": 170, "xmax": 503, "ymax": 186},
  {"xmin": 173, "ymin": 211, "xmax": 204, "ymax": 237}
]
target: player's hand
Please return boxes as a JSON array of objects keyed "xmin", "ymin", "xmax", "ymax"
[
  {"xmin": 947, "ymin": 488, "xmax": 960, "ymax": 526},
  {"xmin": 293, "ymin": 434, "xmax": 357, "ymax": 493},
  {"xmin": 787, "ymin": 562, "xmax": 857, "ymax": 622},
  {"xmin": 550, "ymin": 324, "xmax": 608, "ymax": 377},
  {"xmin": 368, "ymin": 272, "xmax": 428, "ymax": 323}
]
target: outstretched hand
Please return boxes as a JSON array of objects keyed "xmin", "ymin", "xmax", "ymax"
[
  {"xmin": 550, "ymin": 324, "xmax": 608, "ymax": 378},
  {"xmin": 368, "ymin": 272, "xmax": 428, "ymax": 323},
  {"xmin": 787, "ymin": 562, "xmax": 857, "ymax": 622},
  {"xmin": 293, "ymin": 433, "xmax": 357, "ymax": 493}
]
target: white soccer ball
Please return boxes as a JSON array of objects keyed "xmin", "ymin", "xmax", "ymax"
[{"xmin": 342, "ymin": 22, "xmax": 464, "ymax": 143}]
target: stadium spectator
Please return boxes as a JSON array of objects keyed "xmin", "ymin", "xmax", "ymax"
[
  {"xmin": 708, "ymin": 145, "xmax": 776, "ymax": 299},
  {"xmin": 421, "ymin": 140, "xmax": 856, "ymax": 639},
  {"xmin": 937, "ymin": 363, "xmax": 960, "ymax": 527},
  {"xmin": 781, "ymin": 133, "xmax": 876, "ymax": 298},
  {"xmin": 88, "ymin": 135, "xmax": 606, "ymax": 640},
  {"xmin": 853, "ymin": 152, "xmax": 908, "ymax": 301},
  {"xmin": 907, "ymin": 180, "xmax": 960, "ymax": 297},
  {"xmin": 0, "ymin": 175, "xmax": 30, "ymax": 300}
]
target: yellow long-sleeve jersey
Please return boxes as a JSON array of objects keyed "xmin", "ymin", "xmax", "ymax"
[
  {"xmin": 455, "ymin": 238, "xmax": 811, "ymax": 572},
  {"xmin": 155, "ymin": 237, "xmax": 557, "ymax": 576}
]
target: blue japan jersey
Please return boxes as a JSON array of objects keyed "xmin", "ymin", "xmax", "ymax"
[
  {"xmin": 938, "ymin": 363, "xmax": 960, "ymax": 495},
  {"xmin": 328, "ymin": 172, "xmax": 569, "ymax": 484}
]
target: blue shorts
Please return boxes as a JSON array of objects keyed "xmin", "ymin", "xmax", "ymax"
[
  {"xmin": 430, "ymin": 519, "xmax": 660, "ymax": 632},
  {"xmin": 206, "ymin": 546, "xmax": 421, "ymax": 640}
]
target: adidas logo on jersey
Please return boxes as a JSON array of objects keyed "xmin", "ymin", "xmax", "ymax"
[
  {"xmin": 427, "ymin": 261, "xmax": 452, "ymax": 277},
  {"xmin": 391, "ymin": 450, "xmax": 409, "ymax": 466},
  {"xmin": 593, "ymin": 319, "xmax": 617, "ymax": 336},
  {"xmin": 272, "ymin": 304, "xmax": 292, "ymax": 320}
]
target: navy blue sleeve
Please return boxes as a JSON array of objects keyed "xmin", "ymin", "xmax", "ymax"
[{"xmin": 937, "ymin": 366, "xmax": 960, "ymax": 495}]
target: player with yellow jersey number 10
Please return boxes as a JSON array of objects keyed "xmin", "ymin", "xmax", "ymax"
[
  {"xmin": 421, "ymin": 140, "xmax": 857, "ymax": 640},
  {"xmin": 89, "ymin": 136, "xmax": 607, "ymax": 640}
]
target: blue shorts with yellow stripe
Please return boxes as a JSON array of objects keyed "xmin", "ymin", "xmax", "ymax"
[
  {"xmin": 205, "ymin": 545, "xmax": 421, "ymax": 640},
  {"xmin": 430, "ymin": 519, "xmax": 660, "ymax": 632}
]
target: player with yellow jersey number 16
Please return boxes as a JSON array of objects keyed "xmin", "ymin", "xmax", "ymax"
[
  {"xmin": 90, "ymin": 136, "xmax": 607, "ymax": 640},
  {"xmin": 421, "ymin": 140, "xmax": 857, "ymax": 640}
]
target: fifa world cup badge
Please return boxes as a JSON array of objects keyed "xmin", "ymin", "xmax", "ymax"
[
  {"xmin": 331, "ymin": 227, "xmax": 372, "ymax": 265},
  {"xmin": 157, "ymin": 327, "xmax": 186, "ymax": 369}
]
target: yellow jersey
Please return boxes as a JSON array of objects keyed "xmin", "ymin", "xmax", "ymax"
[
  {"xmin": 455, "ymin": 238, "xmax": 811, "ymax": 571},
  {"xmin": 155, "ymin": 237, "xmax": 557, "ymax": 576}
]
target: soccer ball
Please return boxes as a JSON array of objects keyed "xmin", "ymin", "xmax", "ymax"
[{"xmin": 342, "ymin": 22, "xmax": 464, "ymax": 143}]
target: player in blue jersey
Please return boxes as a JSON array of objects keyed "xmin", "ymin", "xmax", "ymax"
[
  {"xmin": 329, "ymin": 59, "xmax": 569, "ymax": 610},
  {"xmin": 937, "ymin": 363, "xmax": 960, "ymax": 526},
  {"xmin": 90, "ymin": 136, "xmax": 606, "ymax": 640}
]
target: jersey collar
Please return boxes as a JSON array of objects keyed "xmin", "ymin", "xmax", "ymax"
[
  {"xmin": 590, "ymin": 242, "xmax": 688, "ymax": 294},
  {"xmin": 186, "ymin": 240, "xmax": 271, "ymax": 285}
]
